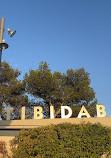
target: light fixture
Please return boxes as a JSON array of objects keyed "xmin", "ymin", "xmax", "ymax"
[
  {"xmin": 7, "ymin": 28, "xmax": 16, "ymax": 37},
  {"xmin": 0, "ymin": 39, "xmax": 8, "ymax": 49}
]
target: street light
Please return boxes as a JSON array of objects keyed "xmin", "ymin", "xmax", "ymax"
[{"xmin": 0, "ymin": 17, "xmax": 16, "ymax": 72}]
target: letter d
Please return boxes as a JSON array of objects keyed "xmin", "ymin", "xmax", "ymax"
[{"xmin": 61, "ymin": 106, "xmax": 72, "ymax": 119}]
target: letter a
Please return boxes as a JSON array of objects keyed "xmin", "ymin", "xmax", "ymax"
[
  {"xmin": 96, "ymin": 105, "xmax": 106, "ymax": 117},
  {"xmin": 77, "ymin": 106, "xmax": 91, "ymax": 118}
]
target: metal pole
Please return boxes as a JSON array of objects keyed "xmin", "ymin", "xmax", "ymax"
[{"xmin": 0, "ymin": 17, "xmax": 5, "ymax": 72}]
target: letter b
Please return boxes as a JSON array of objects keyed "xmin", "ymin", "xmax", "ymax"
[
  {"xmin": 34, "ymin": 107, "xmax": 43, "ymax": 119},
  {"xmin": 96, "ymin": 105, "xmax": 106, "ymax": 117}
]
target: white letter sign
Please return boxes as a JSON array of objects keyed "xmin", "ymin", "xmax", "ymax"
[
  {"xmin": 96, "ymin": 105, "xmax": 106, "ymax": 117},
  {"xmin": 34, "ymin": 107, "xmax": 43, "ymax": 119},
  {"xmin": 77, "ymin": 106, "xmax": 91, "ymax": 118},
  {"xmin": 21, "ymin": 107, "xmax": 25, "ymax": 120},
  {"xmin": 61, "ymin": 106, "xmax": 72, "ymax": 119},
  {"xmin": 50, "ymin": 106, "xmax": 55, "ymax": 119}
]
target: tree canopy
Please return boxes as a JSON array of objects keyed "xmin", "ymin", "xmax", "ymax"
[
  {"xmin": 0, "ymin": 62, "xmax": 28, "ymax": 120},
  {"xmin": 0, "ymin": 61, "xmax": 97, "ymax": 119},
  {"xmin": 24, "ymin": 61, "xmax": 97, "ymax": 118}
]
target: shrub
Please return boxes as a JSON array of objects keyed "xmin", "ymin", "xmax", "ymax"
[
  {"xmin": 0, "ymin": 140, "xmax": 8, "ymax": 158},
  {"xmin": 11, "ymin": 123, "xmax": 111, "ymax": 158}
]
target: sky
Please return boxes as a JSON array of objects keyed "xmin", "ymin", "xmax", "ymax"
[{"xmin": 0, "ymin": 0, "xmax": 111, "ymax": 116}]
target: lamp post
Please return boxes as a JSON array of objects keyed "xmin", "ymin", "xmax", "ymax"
[{"xmin": 0, "ymin": 17, "xmax": 16, "ymax": 73}]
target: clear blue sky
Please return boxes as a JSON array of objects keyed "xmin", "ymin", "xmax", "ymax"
[{"xmin": 1, "ymin": 0, "xmax": 111, "ymax": 116}]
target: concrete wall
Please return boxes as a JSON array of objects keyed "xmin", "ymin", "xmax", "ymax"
[{"xmin": 0, "ymin": 117, "xmax": 111, "ymax": 157}]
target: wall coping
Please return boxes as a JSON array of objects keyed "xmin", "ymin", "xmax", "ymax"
[{"xmin": 0, "ymin": 117, "xmax": 111, "ymax": 129}]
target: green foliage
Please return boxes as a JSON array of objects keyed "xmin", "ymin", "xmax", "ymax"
[
  {"xmin": 12, "ymin": 123, "xmax": 111, "ymax": 158},
  {"xmin": 24, "ymin": 62, "xmax": 55, "ymax": 100},
  {"xmin": 0, "ymin": 62, "xmax": 28, "ymax": 120},
  {"xmin": 0, "ymin": 61, "xmax": 97, "ymax": 119},
  {"xmin": 24, "ymin": 61, "xmax": 97, "ymax": 117}
]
